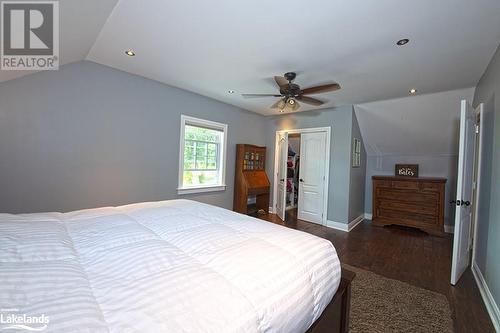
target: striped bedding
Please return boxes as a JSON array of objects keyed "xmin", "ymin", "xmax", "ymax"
[{"xmin": 0, "ymin": 199, "xmax": 341, "ymax": 333}]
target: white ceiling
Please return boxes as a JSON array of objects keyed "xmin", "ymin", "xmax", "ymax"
[
  {"xmin": 86, "ymin": 0, "xmax": 500, "ymax": 115},
  {"xmin": 354, "ymin": 87, "xmax": 475, "ymax": 156},
  {"xmin": 0, "ymin": 1, "xmax": 499, "ymax": 117},
  {"xmin": 0, "ymin": 0, "xmax": 118, "ymax": 83}
]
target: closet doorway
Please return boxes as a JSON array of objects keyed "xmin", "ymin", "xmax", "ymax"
[{"xmin": 273, "ymin": 127, "xmax": 330, "ymax": 225}]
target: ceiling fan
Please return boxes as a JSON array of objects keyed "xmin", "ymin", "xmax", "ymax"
[{"xmin": 242, "ymin": 72, "xmax": 340, "ymax": 112}]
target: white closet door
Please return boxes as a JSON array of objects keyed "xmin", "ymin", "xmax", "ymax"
[{"xmin": 298, "ymin": 131, "xmax": 327, "ymax": 224}]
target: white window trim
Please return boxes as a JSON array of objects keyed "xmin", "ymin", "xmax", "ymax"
[{"xmin": 178, "ymin": 115, "xmax": 228, "ymax": 195}]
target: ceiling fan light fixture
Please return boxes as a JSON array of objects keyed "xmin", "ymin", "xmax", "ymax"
[
  {"xmin": 276, "ymin": 99, "xmax": 287, "ymax": 111},
  {"xmin": 243, "ymin": 72, "xmax": 340, "ymax": 112},
  {"xmin": 396, "ymin": 38, "xmax": 409, "ymax": 46}
]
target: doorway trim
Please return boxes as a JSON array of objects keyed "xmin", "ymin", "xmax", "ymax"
[
  {"xmin": 471, "ymin": 103, "xmax": 484, "ymax": 268},
  {"xmin": 467, "ymin": 104, "xmax": 499, "ymax": 332},
  {"xmin": 272, "ymin": 126, "xmax": 331, "ymax": 225}
]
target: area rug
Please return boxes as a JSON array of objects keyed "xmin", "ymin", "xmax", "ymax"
[{"xmin": 343, "ymin": 264, "xmax": 454, "ymax": 333}]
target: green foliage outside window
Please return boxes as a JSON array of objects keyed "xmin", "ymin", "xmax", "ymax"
[{"xmin": 183, "ymin": 125, "xmax": 221, "ymax": 187}]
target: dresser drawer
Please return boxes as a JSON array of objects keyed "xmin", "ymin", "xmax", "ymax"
[
  {"xmin": 391, "ymin": 180, "xmax": 419, "ymax": 190},
  {"xmin": 378, "ymin": 199, "xmax": 438, "ymax": 216},
  {"xmin": 376, "ymin": 188, "xmax": 438, "ymax": 204},
  {"xmin": 378, "ymin": 208, "xmax": 439, "ymax": 226},
  {"xmin": 374, "ymin": 179, "xmax": 392, "ymax": 188},
  {"xmin": 421, "ymin": 182, "xmax": 442, "ymax": 192}
]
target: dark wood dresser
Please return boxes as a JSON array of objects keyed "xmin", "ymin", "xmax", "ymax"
[{"xmin": 372, "ymin": 176, "xmax": 447, "ymax": 236}]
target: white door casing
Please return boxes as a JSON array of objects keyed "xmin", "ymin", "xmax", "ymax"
[
  {"xmin": 451, "ymin": 100, "xmax": 476, "ymax": 285},
  {"xmin": 471, "ymin": 103, "xmax": 484, "ymax": 266},
  {"xmin": 276, "ymin": 132, "xmax": 288, "ymax": 221},
  {"xmin": 298, "ymin": 131, "xmax": 327, "ymax": 225}
]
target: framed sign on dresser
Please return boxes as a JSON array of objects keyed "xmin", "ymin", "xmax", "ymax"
[{"xmin": 372, "ymin": 176, "xmax": 447, "ymax": 236}]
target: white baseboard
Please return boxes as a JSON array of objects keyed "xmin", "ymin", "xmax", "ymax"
[
  {"xmin": 444, "ymin": 225, "xmax": 454, "ymax": 233},
  {"xmin": 472, "ymin": 262, "xmax": 500, "ymax": 332},
  {"xmin": 348, "ymin": 214, "xmax": 364, "ymax": 231},
  {"xmin": 364, "ymin": 213, "xmax": 372, "ymax": 220},
  {"xmin": 326, "ymin": 220, "xmax": 349, "ymax": 232},
  {"xmin": 326, "ymin": 214, "xmax": 364, "ymax": 233}
]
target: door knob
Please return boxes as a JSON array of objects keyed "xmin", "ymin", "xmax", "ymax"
[
  {"xmin": 299, "ymin": 178, "xmax": 304, "ymax": 182},
  {"xmin": 280, "ymin": 178, "xmax": 284, "ymax": 182},
  {"xmin": 454, "ymin": 200, "xmax": 471, "ymax": 206}
]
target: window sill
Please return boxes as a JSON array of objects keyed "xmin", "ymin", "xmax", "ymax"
[{"xmin": 177, "ymin": 185, "xmax": 226, "ymax": 195}]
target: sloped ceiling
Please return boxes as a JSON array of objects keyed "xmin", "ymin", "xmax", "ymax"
[
  {"xmin": 0, "ymin": 0, "xmax": 499, "ymax": 118},
  {"xmin": 354, "ymin": 87, "xmax": 475, "ymax": 156},
  {"xmin": 86, "ymin": 0, "xmax": 500, "ymax": 115},
  {"xmin": 0, "ymin": 0, "xmax": 119, "ymax": 83}
]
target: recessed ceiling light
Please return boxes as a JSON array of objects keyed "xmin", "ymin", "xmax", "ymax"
[
  {"xmin": 125, "ymin": 50, "xmax": 135, "ymax": 57},
  {"xmin": 396, "ymin": 38, "xmax": 409, "ymax": 46},
  {"xmin": 228, "ymin": 90, "xmax": 235, "ymax": 94},
  {"xmin": 409, "ymin": 88, "xmax": 417, "ymax": 95}
]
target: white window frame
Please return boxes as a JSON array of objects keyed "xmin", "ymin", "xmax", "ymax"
[{"xmin": 178, "ymin": 115, "xmax": 228, "ymax": 195}]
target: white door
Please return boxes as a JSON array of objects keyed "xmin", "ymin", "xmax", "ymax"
[
  {"xmin": 298, "ymin": 131, "xmax": 327, "ymax": 224},
  {"xmin": 451, "ymin": 100, "xmax": 476, "ymax": 285},
  {"xmin": 276, "ymin": 132, "xmax": 288, "ymax": 221}
]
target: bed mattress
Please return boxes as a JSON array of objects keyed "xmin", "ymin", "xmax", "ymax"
[{"xmin": 0, "ymin": 199, "xmax": 341, "ymax": 332}]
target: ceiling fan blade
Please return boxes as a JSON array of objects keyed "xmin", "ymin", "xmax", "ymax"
[
  {"xmin": 301, "ymin": 83, "xmax": 340, "ymax": 95},
  {"xmin": 242, "ymin": 93, "xmax": 282, "ymax": 98},
  {"xmin": 274, "ymin": 76, "xmax": 289, "ymax": 88},
  {"xmin": 297, "ymin": 96, "xmax": 325, "ymax": 106},
  {"xmin": 271, "ymin": 98, "xmax": 286, "ymax": 109}
]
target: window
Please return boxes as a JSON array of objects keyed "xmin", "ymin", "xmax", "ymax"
[
  {"xmin": 178, "ymin": 115, "xmax": 227, "ymax": 194},
  {"xmin": 352, "ymin": 138, "xmax": 361, "ymax": 168}
]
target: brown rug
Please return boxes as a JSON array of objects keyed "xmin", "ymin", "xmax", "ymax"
[{"xmin": 344, "ymin": 264, "xmax": 454, "ymax": 333}]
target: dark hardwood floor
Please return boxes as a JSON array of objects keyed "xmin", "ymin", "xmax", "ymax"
[{"xmin": 259, "ymin": 209, "xmax": 495, "ymax": 333}]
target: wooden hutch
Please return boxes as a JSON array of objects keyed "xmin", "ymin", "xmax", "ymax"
[{"xmin": 233, "ymin": 144, "xmax": 270, "ymax": 215}]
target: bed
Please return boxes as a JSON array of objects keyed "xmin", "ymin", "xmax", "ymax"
[{"xmin": 0, "ymin": 199, "xmax": 350, "ymax": 332}]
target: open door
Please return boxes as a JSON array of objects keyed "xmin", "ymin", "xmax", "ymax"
[
  {"xmin": 451, "ymin": 100, "xmax": 476, "ymax": 285},
  {"xmin": 276, "ymin": 132, "xmax": 288, "ymax": 221},
  {"xmin": 298, "ymin": 131, "xmax": 327, "ymax": 225}
]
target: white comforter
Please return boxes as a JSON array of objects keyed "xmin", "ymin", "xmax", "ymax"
[{"xmin": 0, "ymin": 200, "xmax": 341, "ymax": 333}]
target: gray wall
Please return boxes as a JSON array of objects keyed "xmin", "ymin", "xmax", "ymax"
[
  {"xmin": 0, "ymin": 61, "xmax": 267, "ymax": 213},
  {"xmin": 364, "ymin": 154, "xmax": 458, "ymax": 226},
  {"xmin": 265, "ymin": 105, "xmax": 358, "ymax": 224},
  {"xmin": 472, "ymin": 43, "xmax": 500, "ymax": 313},
  {"xmin": 348, "ymin": 110, "xmax": 367, "ymax": 221}
]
